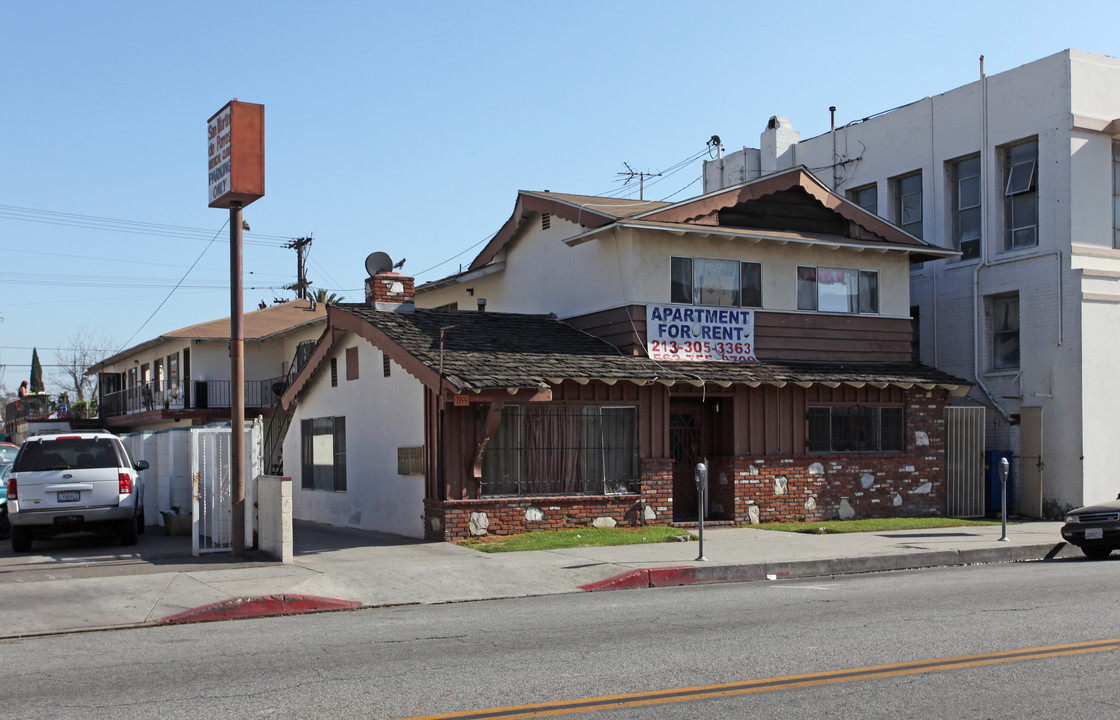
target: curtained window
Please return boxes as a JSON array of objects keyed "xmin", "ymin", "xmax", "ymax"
[
  {"xmin": 482, "ymin": 405, "xmax": 638, "ymax": 496},
  {"xmin": 301, "ymin": 416, "xmax": 347, "ymax": 491}
]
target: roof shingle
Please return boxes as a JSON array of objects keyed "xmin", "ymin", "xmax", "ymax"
[{"xmin": 336, "ymin": 305, "xmax": 970, "ymax": 396}]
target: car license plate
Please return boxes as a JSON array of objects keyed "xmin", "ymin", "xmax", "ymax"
[
  {"xmin": 57, "ymin": 490, "xmax": 80, "ymax": 503},
  {"xmin": 1086, "ymin": 527, "xmax": 1104, "ymax": 540}
]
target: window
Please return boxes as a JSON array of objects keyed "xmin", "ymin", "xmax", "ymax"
[
  {"xmin": 166, "ymin": 352, "xmax": 179, "ymax": 392},
  {"xmin": 1003, "ymin": 139, "xmax": 1037, "ymax": 250},
  {"xmin": 330, "ymin": 357, "xmax": 338, "ymax": 387},
  {"xmin": 300, "ymin": 416, "xmax": 346, "ymax": 491},
  {"xmin": 892, "ymin": 172, "xmax": 923, "ymax": 238},
  {"xmin": 807, "ymin": 406, "xmax": 904, "ymax": 453},
  {"xmin": 797, "ymin": 266, "xmax": 879, "ymax": 314},
  {"xmin": 950, "ymin": 155, "xmax": 982, "ymax": 259},
  {"xmin": 383, "ymin": 353, "xmax": 391, "ymax": 377},
  {"xmin": 991, "ymin": 294, "xmax": 1020, "ymax": 369},
  {"xmin": 345, "ymin": 347, "xmax": 359, "ymax": 381},
  {"xmin": 397, "ymin": 446, "xmax": 424, "ymax": 475},
  {"xmin": 1112, "ymin": 141, "xmax": 1120, "ymax": 248},
  {"xmin": 848, "ymin": 184, "xmax": 878, "ymax": 215},
  {"xmin": 670, "ymin": 257, "xmax": 761, "ymax": 308},
  {"xmin": 481, "ymin": 406, "xmax": 638, "ymax": 496}
]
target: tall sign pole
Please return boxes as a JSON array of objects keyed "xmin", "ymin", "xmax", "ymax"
[{"xmin": 208, "ymin": 100, "xmax": 265, "ymax": 556}]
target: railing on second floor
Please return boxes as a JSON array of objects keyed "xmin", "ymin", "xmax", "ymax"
[{"xmin": 100, "ymin": 376, "xmax": 288, "ymax": 419}]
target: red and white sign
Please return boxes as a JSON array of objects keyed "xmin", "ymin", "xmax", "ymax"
[{"xmin": 646, "ymin": 304, "xmax": 756, "ymax": 362}]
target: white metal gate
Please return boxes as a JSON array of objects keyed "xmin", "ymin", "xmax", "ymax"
[
  {"xmin": 190, "ymin": 422, "xmax": 262, "ymax": 556},
  {"xmin": 192, "ymin": 428, "xmax": 232, "ymax": 554},
  {"xmin": 946, "ymin": 406, "xmax": 986, "ymax": 517}
]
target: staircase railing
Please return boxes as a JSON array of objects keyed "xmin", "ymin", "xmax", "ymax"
[{"xmin": 263, "ymin": 340, "xmax": 315, "ymax": 475}]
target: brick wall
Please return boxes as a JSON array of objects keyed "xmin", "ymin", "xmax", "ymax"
[
  {"xmin": 425, "ymin": 457, "xmax": 675, "ymax": 541},
  {"xmin": 722, "ymin": 390, "xmax": 948, "ymax": 523}
]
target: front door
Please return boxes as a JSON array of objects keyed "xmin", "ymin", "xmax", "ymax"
[{"xmin": 670, "ymin": 406, "xmax": 706, "ymax": 521}]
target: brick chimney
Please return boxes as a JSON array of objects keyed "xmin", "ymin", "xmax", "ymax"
[{"xmin": 365, "ymin": 272, "xmax": 415, "ymax": 312}]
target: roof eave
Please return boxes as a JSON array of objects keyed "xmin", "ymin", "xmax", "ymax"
[{"xmin": 564, "ymin": 221, "xmax": 959, "ymax": 261}]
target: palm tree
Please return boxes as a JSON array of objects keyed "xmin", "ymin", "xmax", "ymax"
[{"xmin": 312, "ymin": 288, "xmax": 345, "ymax": 306}]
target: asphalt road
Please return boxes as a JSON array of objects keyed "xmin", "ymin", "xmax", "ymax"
[{"xmin": 2, "ymin": 557, "xmax": 1118, "ymax": 719}]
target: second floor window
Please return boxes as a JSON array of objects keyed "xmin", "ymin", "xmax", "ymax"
[
  {"xmin": 991, "ymin": 293, "xmax": 1020, "ymax": 370},
  {"xmin": 892, "ymin": 172, "xmax": 923, "ymax": 238},
  {"xmin": 950, "ymin": 155, "xmax": 982, "ymax": 260},
  {"xmin": 848, "ymin": 184, "xmax": 878, "ymax": 215},
  {"xmin": 797, "ymin": 266, "xmax": 879, "ymax": 314},
  {"xmin": 1003, "ymin": 139, "xmax": 1038, "ymax": 250},
  {"xmin": 671, "ymin": 257, "xmax": 762, "ymax": 308}
]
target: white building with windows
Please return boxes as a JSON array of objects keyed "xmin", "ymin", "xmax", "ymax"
[{"xmin": 703, "ymin": 48, "xmax": 1120, "ymax": 514}]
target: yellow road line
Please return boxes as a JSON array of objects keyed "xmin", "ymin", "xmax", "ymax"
[{"xmin": 397, "ymin": 638, "xmax": 1120, "ymax": 719}]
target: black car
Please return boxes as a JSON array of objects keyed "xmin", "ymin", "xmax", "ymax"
[{"xmin": 1061, "ymin": 496, "xmax": 1120, "ymax": 559}]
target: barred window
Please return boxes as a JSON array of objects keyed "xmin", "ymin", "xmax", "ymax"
[
  {"xmin": 808, "ymin": 406, "xmax": 904, "ymax": 453},
  {"xmin": 481, "ymin": 405, "xmax": 638, "ymax": 496}
]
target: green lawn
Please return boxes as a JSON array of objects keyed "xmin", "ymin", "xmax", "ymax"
[
  {"xmin": 457, "ymin": 517, "xmax": 1005, "ymax": 552},
  {"xmin": 747, "ymin": 517, "xmax": 1005, "ymax": 534},
  {"xmin": 457, "ymin": 526, "xmax": 695, "ymax": 553}
]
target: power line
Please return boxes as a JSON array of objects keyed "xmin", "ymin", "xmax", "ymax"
[
  {"xmin": 0, "ymin": 204, "xmax": 289, "ymax": 247},
  {"xmin": 114, "ymin": 217, "xmax": 230, "ymax": 353},
  {"xmin": 412, "ymin": 231, "xmax": 497, "ymax": 280}
]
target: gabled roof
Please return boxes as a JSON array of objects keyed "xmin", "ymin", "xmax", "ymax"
[
  {"xmin": 454, "ymin": 167, "xmax": 955, "ymax": 279},
  {"xmin": 466, "ymin": 191, "xmax": 671, "ymax": 272},
  {"xmin": 90, "ymin": 299, "xmax": 327, "ymax": 372},
  {"xmin": 282, "ymin": 304, "xmax": 971, "ymax": 406}
]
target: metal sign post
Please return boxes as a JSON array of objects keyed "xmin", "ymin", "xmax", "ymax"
[
  {"xmin": 998, "ymin": 456, "xmax": 1010, "ymax": 542},
  {"xmin": 695, "ymin": 462, "xmax": 708, "ymax": 561},
  {"xmin": 207, "ymin": 100, "xmax": 264, "ymax": 557}
]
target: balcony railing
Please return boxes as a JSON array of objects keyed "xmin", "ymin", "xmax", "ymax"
[{"xmin": 99, "ymin": 377, "xmax": 287, "ymax": 419}]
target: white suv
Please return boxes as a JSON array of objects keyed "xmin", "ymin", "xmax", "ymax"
[{"xmin": 8, "ymin": 430, "xmax": 148, "ymax": 553}]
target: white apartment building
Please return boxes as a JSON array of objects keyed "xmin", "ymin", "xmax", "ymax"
[{"xmin": 703, "ymin": 49, "xmax": 1120, "ymax": 514}]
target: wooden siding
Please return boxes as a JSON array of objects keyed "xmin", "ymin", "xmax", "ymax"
[
  {"xmin": 567, "ymin": 305, "xmax": 912, "ymax": 363},
  {"xmin": 753, "ymin": 312, "xmax": 912, "ymax": 362},
  {"xmin": 437, "ymin": 380, "xmax": 920, "ymax": 501},
  {"xmin": 563, "ymin": 306, "xmax": 646, "ymax": 355}
]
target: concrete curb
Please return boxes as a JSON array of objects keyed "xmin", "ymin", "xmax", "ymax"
[
  {"xmin": 580, "ymin": 542, "xmax": 1076, "ymax": 592},
  {"xmin": 159, "ymin": 594, "xmax": 363, "ymax": 625}
]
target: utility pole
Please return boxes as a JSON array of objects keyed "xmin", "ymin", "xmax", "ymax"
[
  {"xmin": 285, "ymin": 236, "xmax": 313, "ymax": 299},
  {"xmin": 617, "ymin": 162, "xmax": 662, "ymax": 200}
]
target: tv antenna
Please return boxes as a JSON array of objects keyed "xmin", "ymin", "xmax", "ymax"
[{"xmin": 617, "ymin": 162, "xmax": 661, "ymax": 200}]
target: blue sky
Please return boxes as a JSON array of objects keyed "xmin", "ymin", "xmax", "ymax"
[{"xmin": 2, "ymin": 0, "xmax": 1119, "ymax": 391}]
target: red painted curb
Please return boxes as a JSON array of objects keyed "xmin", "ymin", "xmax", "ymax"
[
  {"xmin": 160, "ymin": 594, "xmax": 363, "ymax": 625},
  {"xmin": 648, "ymin": 566, "xmax": 698, "ymax": 587},
  {"xmin": 581, "ymin": 566, "xmax": 696, "ymax": 592},
  {"xmin": 579, "ymin": 569, "xmax": 649, "ymax": 592}
]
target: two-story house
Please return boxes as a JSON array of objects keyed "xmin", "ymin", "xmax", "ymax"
[
  {"xmin": 88, "ymin": 298, "xmax": 327, "ymax": 473},
  {"xmin": 280, "ymin": 168, "xmax": 968, "ymax": 541},
  {"xmin": 702, "ymin": 49, "xmax": 1120, "ymax": 515}
]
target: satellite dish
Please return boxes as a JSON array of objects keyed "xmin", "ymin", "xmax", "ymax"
[{"xmin": 365, "ymin": 251, "xmax": 394, "ymax": 277}]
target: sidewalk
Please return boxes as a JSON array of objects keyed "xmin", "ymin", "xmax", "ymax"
[{"xmin": 0, "ymin": 520, "xmax": 1078, "ymax": 638}]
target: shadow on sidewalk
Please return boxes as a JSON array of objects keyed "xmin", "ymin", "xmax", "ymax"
[{"xmin": 292, "ymin": 520, "xmax": 431, "ymax": 555}]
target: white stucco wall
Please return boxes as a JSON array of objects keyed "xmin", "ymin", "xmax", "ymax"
[
  {"xmin": 282, "ymin": 332, "xmax": 426, "ymax": 538},
  {"xmin": 420, "ymin": 215, "xmax": 914, "ymax": 320},
  {"xmin": 699, "ymin": 49, "xmax": 1120, "ymax": 511}
]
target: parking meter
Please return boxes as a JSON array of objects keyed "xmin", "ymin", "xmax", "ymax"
[
  {"xmin": 998, "ymin": 457, "xmax": 1010, "ymax": 542},
  {"xmin": 695, "ymin": 462, "xmax": 709, "ymax": 561}
]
